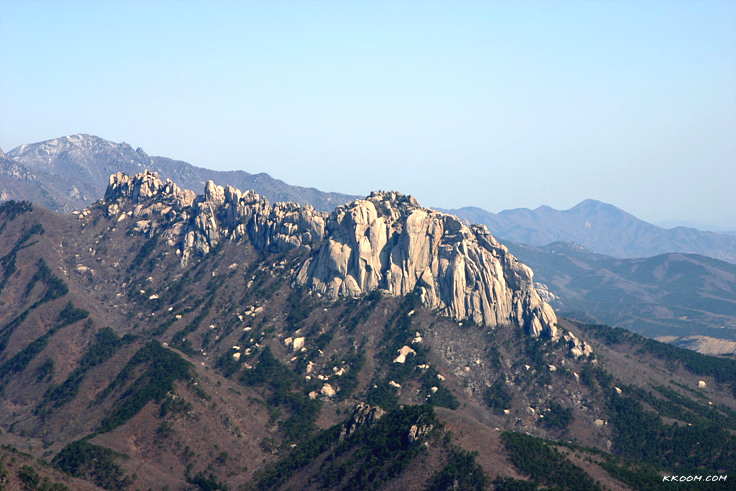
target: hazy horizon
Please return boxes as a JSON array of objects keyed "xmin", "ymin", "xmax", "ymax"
[{"xmin": 1, "ymin": 1, "xmax": 734, "ymax": 227}]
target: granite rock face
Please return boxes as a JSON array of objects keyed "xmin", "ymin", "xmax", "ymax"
[
  {"xmin": 103, "ymin": 170, "xmax": 326, "ymax": 266},
  {"xmin": 296, "ymin": 192, "xmax": 557, "ymax": 338},
  {"xmin": 102, "ymin": 172, "xmax": 557, "ymax": 338}
]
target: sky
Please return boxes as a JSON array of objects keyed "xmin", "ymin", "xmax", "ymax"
[{"xmin": 1, "ymin": 1, "xmax": 735, "ymax": 229}]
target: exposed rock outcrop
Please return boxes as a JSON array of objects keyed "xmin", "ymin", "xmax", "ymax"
[
  {"xmin": 296, "ymin": 192, "xmax": 557, "ymax": 337},
  {"xmin": 104, "ymin": 170, "xmax": 327, "ymax": 265},
  {"xmin": 340, "ymin": 403, "xmax": 386, "ymax": 440},
  {"xmin": 562, "ymin": 330, "xmax": 593, "ymax": 358},
  {"xmin": 101, "ymin": 172, "xmax": 558, "ymax": 338}
]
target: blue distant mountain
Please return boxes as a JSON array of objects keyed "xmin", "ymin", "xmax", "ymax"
[
  {"xmin": 3, "ymin": 134, "xmax": 357, "ymax": 212},
  {"xmin": 447, "ymin": 201, "xmax": 736, "ymax": 263},
  {"xmin": 3, "ymin": 135, "xmax": 735, "ymax": 263},
  {"xmin": 503, "ymin": 240, "xmax": 736, "ymax": 349}
]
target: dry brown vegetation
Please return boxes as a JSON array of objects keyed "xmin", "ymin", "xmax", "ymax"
[{"xmin": 0, "ymin": 200, "xmax": 734, "ymax": 489}]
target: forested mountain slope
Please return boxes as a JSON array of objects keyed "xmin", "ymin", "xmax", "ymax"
[{"xmin": 0, "ymin": 175, "xmax": 733, "ymax": 489}]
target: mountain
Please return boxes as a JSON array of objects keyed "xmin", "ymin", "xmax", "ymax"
[
  {"xmin": 7, "ymin": 135, "xmax": 735, "ymax": 263},
  {"xmin": 5, "ymin": 134, "xmax": 358, "ymax": 212},
  {"xmin": 0, "ymin": 145, "xmax": 91, "ymax": 212},
  {"xmin": 0, "ymin": 174, "xmax": 733, "ymax": 489},
  {"xmin": 448, "ymin": 200, "xmax": 736, "ymax": 263},
  {"xmin": 150, "ymin": 155, "xmax": 358, "ymax": 211},
  {"xmin": 504, "ymin": 241, "xmax": 736, "ymax": 353},
  {"xmin": 5, "ymin": 135, "xmax": 735, "ymax": 351},
  {"xmin": 103, "ymin": 170, "xmax": 558, "ymax": 337}
]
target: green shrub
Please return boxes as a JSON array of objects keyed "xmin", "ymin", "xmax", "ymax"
[
  {"xmin": 493, "ymin": 477, "xmax": 537, "ymax": 490},
  {"xmin": 327, "ymin": 405, "xmax": 437, "ymax": 490},
  {"xmin": 28, "ymin": 260, "xmax": 68, "ymax": 305},
  {"xmin": 606, "ymin": 391, "xmax": 736, "ymax": 472},
  {"xmin": 336, "ymin": 348, "xmax": 364, "ymax": 399},
  {"xmin": 187, "ymin": 471, "xmax": 228, "ymax": 490},
  {"xmin": 241, "ymin": 347, "xmax": 321, "ymax": 442},
  {"xmin": 540, "ymin": 402, "xmax": 573, "ymax": 430},
  {"xmin": 53, "ymin": 440, "xmax": 132, "ymax": 490},
  {"xmin": 35, "ymin": 357, "xmax": 55, "ymax": 382},
  {"xmin": 255, "ymin": 424, "xmax": 342, "ymax": 489},
  {"xmin": 0, "ymin": 302, "xmax": 88, "ymax": 383},
  {"xmin": 0, "ymin": 220, "xmax": 43, "ymax": 294},
  {"xmin": 421, "ymin": 367, "xmax": 459, "ymax": 409},
  {"xmin": 487, "ymin": 377, "xmax": 512, "ymax": 414},
  {"xmin": 159, "ymin": 393, "xmax": 192, "ymax": 418},
  {"xmin": 18, "ymin": 464, "xmax": 41, "ymax": 489},
  {"xmin": 427, "ymin": 448, "xmax": 487, "ymax": 490},
  {"xmin": 0, "ymin": 200, "xmax": 33, "ymax": 219},
  {"xmin": 128, "ymin": 235, "xmax": 158, "ymax": 271},
  {"xmin": 95, "ymin": 341, "xmax": 192, "ymax": 434},
  {"xmin": 366, "ymin": 380, "xmax": 399, "ymax": 411},
  {"xmin": 0, "ymin": 260, "xmax": 69, "ymax": 355},
  {"xmin": 41, "ymin": 327, "xmax": 123, "ymax": 410},
  {"xmin": 501, "ymin": 432, "xmax": 601, "ymax": 491}
]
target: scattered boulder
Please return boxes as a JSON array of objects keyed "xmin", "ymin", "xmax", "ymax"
[
  {"xmin": 393, "ymin": 345, "xmax": 416, "ymax": 364},
  {"xmin": 563, "ymin": 330, "xmax": 593, "ymax": 358},
  {"xmin": 320, "ymin": 384, "xmax": 336, "ymax": 397},
  {"xmin": 408, "ymin": 421, "xmax": 433, "ymax": 444}
]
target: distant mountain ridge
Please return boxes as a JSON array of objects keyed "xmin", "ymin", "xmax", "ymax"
[
  {"xmin": 3, "ymin": 134, "xmax": 735, "ymax": 264},
  {"xmin": 0, "ymin": 145, "xmax": 90, "ymax": 211},
  {"xmin": 448, "ymin": 200, "xmax": 736, "ymax": 263},
  {"xmin": 4, "ymin": 134, "xmax": 358, "ymax": 212},
  {"xmin": 503, "ymin": 240, "xmax": 736, "ymax": 350}
]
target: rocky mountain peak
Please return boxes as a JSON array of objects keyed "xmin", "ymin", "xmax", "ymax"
[
  {"xmin": 7, "ymin": 135, "xmax": 155, "ymax": 205},
  {"xmin": 300, "ymin": 190, "xmax": 557, "ymax": 338},
  {"xmin": 10, "ymin": 134, "xmax": 122, "ymax": 160},
  {"xmin": 3, "ymin": 134, "xmax": 361, "ymax": 213},
  {"xmin": 101, "ymin": 171, "xmax": 558, "ymax": 338},
  {"xmin": 366, "ymin": 189, "xmax": 421, "ymax": 208}
]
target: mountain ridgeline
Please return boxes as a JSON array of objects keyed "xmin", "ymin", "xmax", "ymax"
[
  {"xmin": 449, "ymin": 201, "xmax": 736, "ymax": 263},
  {"xmin": 505, "ymin": 241, "xmax": 736, "ymax": 347},
  {"xmin": 4, "ymin": 134, "xmax": 357, "ymax": 212},
  {"xmin": 105, "ymin": 171, "xmax": 559, "ymax": 338},
  {"xmin": 3, "ymin": 134, "xmax": 735, "ymax": 265}
]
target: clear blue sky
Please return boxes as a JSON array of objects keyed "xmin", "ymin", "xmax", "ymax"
[{"xmin": 1, "ymin": 1, "xmax": 734, "ymax": 228}]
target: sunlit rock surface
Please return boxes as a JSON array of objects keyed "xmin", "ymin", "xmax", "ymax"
[{"xmin": 103, "ymin": 172, "xmax": 557, "ymax": 338}]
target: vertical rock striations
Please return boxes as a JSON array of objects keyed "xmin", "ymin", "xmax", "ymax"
[
  {"xmin": 103, "ymin": 170, "xmax": 326, "ymax": 266},
  {"xmin": 295, "ymin": 192, "xmax": 557, "ymax": 338},
  {"xmin": 102, "ymin": 172, "xmax": 557, "ymax": 338}
]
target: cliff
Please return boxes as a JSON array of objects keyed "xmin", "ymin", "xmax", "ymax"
[{"xmin": 103, "ymin": 171, "xmax": 558, "ymax": 338}]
